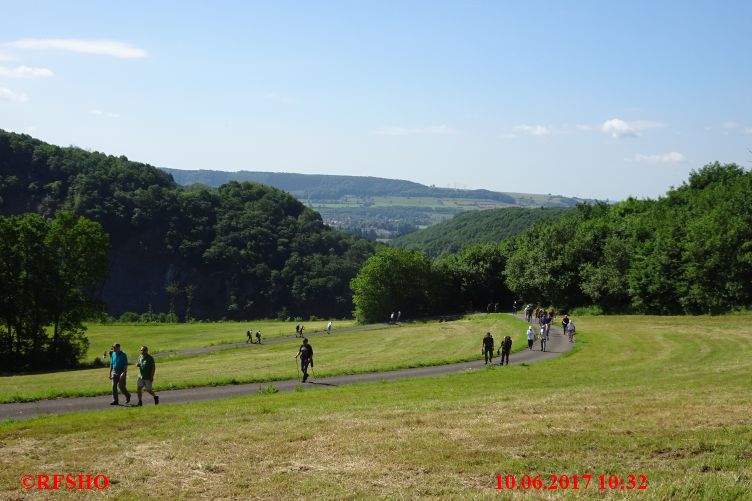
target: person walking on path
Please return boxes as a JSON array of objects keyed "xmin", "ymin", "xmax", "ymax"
[
  {"xmin": 561, "ymin": 314, "xmax": 570, "ymax": 334},
  {"xmin": 540, "ymin": 326, "xmax": 549, "ymax": 352},
  {"xmin": 527, "ymin": 325, "xmax": 535, "ymax": 350},
  {"xmin": 136, "ymin": 346, "xmax": 159, "ymax": 406},
  {"xmin": 256, "ymin": 331, "xmax": 262, "ymax": 344},
  {"xmin": 481, "ymin": 332, "xmax": 495, "ymax": 365},
  {"xmin": 295, "ymin": 338, "xmax": 314, "ymax": 382},
  {"xmin": 109, "ymin": 343, "xmax": 131, "ymax": 405},
  {"xmin": 566, "ymin": 320, "xmax": 576, "ymax": 343},
  {"xmin": 247, "ymin": 330, "xmax": 253, "ymax": 343},
  {"xmin": 499, "ymin": 335, "xmax": 513, "ymax": 366},
  {"xmin": 326, "ymin": 321, "xmax": 332, "ymax": 334}
]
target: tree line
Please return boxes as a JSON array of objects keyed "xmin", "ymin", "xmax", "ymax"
[{"xmin": 351, "ymin": 163, "xmax": 752, "ymax": 322}]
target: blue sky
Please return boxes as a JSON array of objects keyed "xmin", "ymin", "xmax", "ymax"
[{"xmin": 1, "ymin": 1, "xmax": 750, "ymax": 200}]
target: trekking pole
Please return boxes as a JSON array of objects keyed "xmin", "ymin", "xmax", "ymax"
[{"xmin": 295, "ymin": 358, "xmax": 300, "ymax": 379}]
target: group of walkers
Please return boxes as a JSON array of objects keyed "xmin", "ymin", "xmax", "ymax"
[
  {"xmin": 482, "ymin": 306, "xmax": 577, "ymax": 367},
  {"xmin": 481, "ymin": 332, "xmax": 514, "ymax": 366},
  {"xmin": 106, "ymin": 309, "xmax": 573, "ymax": 407},
  {"xmin": 246, "ymin": 329, "xmax": 262, "ymax": 344},
  {"xmin": 389, "ymin": 311, "xmax": 401, "ymax": 324},
  {"xmin": 108, "ymin": 343, "xmax": 159, "ymax": 406}
]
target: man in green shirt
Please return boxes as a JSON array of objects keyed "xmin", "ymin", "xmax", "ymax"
[{"xmin": 136, "ymin": 346, "xmax": 159, "ymax": 406}]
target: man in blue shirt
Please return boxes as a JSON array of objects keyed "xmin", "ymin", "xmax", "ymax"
[{"xmin": 108, "ymin": 343, "xmax": 131, "ymax": 405}]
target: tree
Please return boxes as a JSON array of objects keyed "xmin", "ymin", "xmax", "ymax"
[
  {"xmin": 0, "ymin": 211, "xmax": 108, "ymax": 371},
  {"xmin": 350, "ymin": 248, "xmax": 435, "ymax": 323}
]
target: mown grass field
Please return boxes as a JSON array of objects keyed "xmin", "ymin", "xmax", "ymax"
[
  {"xmin": 0, "ymin": 315, "xmax": 749, "ymax": 499},
  {"xmin": 82, "ymin": 320, "xmax": 357, "ymax": 361},
  {"xmin": 0, "ymin": 315, "xmax": 524, "ymax": 403}
]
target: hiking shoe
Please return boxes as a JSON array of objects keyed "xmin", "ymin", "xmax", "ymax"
[
  {"xmin": 125, "ymin": 396, "xmax": 131, "ymax": 404},
  {"xmin": 154, "ymin": 395, "xmax": 159, "ymax": 405},
  {"xmin": 136, "ymin": 401, "xmax": 143, "ymax": 407},
  {"xmin": 109, "ymin": 401, "xmax": 119, "ymax": 406}
]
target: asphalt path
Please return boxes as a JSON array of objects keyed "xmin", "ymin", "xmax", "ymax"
[{"xmin": 0, "ymin": 316, "xmax": 573, "ymax": 421}]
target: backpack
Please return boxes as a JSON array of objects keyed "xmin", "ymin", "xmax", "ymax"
[{"xmin": 299, "ymin": 345, "xmax": 310, "ymax": 359}]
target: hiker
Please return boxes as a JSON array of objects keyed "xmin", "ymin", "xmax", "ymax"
[
  {"xmin": 561, "ymin": 314, "xmax": 570, "ymax": 333},
  {"xmin": 540, "ymin": 326, "xmax": 548, "ymax": 352},
  {"xmin": 397, "ymin": 310, "xmax": 401, "ymax": 322},
  {"xmin": 566, "ymin": 320, "xmax": 576, "ymax": 343},
  {"xmin": 481, "ymin": 332, "xmax": 495, "ymax": 365},
  {"xmin": 390, "ymin": 311, "xmax": 395, "ymax": 324},
  {"xmin": 299, "ymin": 325, "xmax": 304, "ymax": 337},
  {"xmin": 512, "ymin": 300, "xmax": 518, "ymax": 314},
  {"xmin": 108, "ymin": 343, "xmax": 131, "ymax": 405},
  {"xmin": 256, "ymin": 330, "xmax": 262, "ymax": 344},
  {"xmin": 326, "ymin": 321, "xmax": 332, "ymax": 334},
  {"xmin": 136, "ymin": 346, "xmax": 159, "ymax": 406},
  {"xmin": 295, "ymin": 324, "xmax": 301, "ymax": 337},
  {"xmin": 295, "ymin": 338, "xmax": 314, "ymax": 382},
  {"xmin": 524, "ymin": 305, "xmax": 532, "ymax": 322},
  {"xmin": 527, "ymin": 325, "xmax": 535, "ymax": 350},
  {"xmin": 499, "ymin": 335, "xmax": 513, "ymax": 366},
  {"xmin": 247, "ymin": 330, "xmax": 253, "ymax": 343}
]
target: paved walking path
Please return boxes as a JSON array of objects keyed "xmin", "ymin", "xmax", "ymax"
[{"xmin": 0, "ymin": 316, "xmax": 573, "ymax": 421}]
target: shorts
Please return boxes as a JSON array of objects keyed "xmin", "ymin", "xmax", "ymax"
[{"xmin": 137, "ymin": 378, "xmax": 153, "ymax": 391}]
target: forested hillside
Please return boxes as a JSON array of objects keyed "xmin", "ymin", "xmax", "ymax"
[
  {"xmin": 0, "ymin": 130, "xmax": 376, "ymax": 320},
  {"xmin": 162, "ymin": 168, "xmax": 590, "ymax": 239},
  {"xmin": 392, "ymin": 207, "xmax": 571, "ymax": 257},
  {"xmin": 351, "ymin": 163, "xmax": 752, "ymax": 321}
]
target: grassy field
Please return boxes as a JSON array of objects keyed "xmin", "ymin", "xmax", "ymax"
[
  {"xmin": 0, "ymin": 315, "xmax": 525, "ymax": 403},
  {"xmin": 83, "ymin": 320, "xmax": 357, "ymax": 361},
  {"xmin": 0, "ymin": 315, "xmax": 750, "ymax": 499}
]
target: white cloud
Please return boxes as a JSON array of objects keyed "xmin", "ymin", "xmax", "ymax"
[
  {"xmin": 375, "ymin": 124, "xmax": 452, "ymax": 136},
  {"xmin": 0, "ymin": 86, "xmax": 29, "ymax": 103},
  {"xmin": 90, "ymin": 109, "xmax": 120, "ymax": 118},
  {"xmin": 722, "ymin": 121, "xmax": 742, "ymax": 129},
  {"xmin": 512, "ymin": 124, "xmax": 551, "ymax": 136},
  {"xmin": 744, "ymin": 128, "xmax": 752, "ymax": 135},
  {"xmin": 0, "ymin": 51, "xmax": 13, "ymax": 62},
  {"xmin": 634, "ymin": 152, "xmax": 685, "ymax": 163},
  {"xmin": 8, "ymin": 38, "xmax": 147, "ymax": 59},
  {"xmin": 602, "ymin": 118, "xmax": 665, "ymax": 139},
  {"xmin": 602, "ymin": 118, "xmax": 636, "ymax": 138},
  {"xmin": 0, "ymin": 65, "xmax": 54, "ymax": 78}
]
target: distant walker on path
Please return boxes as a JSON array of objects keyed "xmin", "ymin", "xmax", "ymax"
[
  {"xmin": 481, "ymin": 332, "xmax": 495, "ymax": 365},
  {"xmin": 295, "ymin": 338, "xmax": 314, "ymax": 382},
  {"xmin": 499, "ymin": 336, "xmax": 512, "ymax": 366}
]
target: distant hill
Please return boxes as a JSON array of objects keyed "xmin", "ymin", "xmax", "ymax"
[
  {"xmin": 392, "ymin": 207, "xmax": 572, "ymax": 257},
  {"xmin": 161, "ymin": 168, "xmax": 591, "ymax": 238}
]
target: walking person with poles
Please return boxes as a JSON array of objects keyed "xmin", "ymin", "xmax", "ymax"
[{"xmin": 499, "ymin": 335, "xmax": 513, "ymax": 366}]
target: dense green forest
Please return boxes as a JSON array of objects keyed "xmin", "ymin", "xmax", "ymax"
[
  {"xmin": 392, "ymin": 207, "xmax": 572, "ymax": 257},
  {"xmin": 351, "ymin": 163, "xmax": 752, "ymax": 322},
  {"xmin": 0, "ymin": 130, "xmax": 377, "ymax": 320}
]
